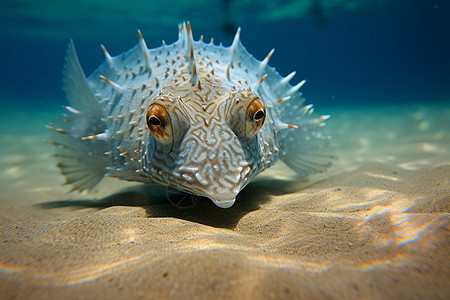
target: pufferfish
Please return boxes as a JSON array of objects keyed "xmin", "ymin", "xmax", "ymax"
[{"xmin": 48, "ymin": 22, "xmax": 333, "ymax": 208}]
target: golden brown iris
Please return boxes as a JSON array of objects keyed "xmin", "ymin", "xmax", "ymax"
[
  {"xmin": 146, "ymin": 104, "xmax": 173, "ymax": 146},
  {"xmin": 244, "ymin": 97, "xmax": 266, "ymax": 138}
]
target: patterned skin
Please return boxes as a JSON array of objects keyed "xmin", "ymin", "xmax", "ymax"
[{"xmin": 48, "ymin": 22, "xmax": 333, "ymax": 208}]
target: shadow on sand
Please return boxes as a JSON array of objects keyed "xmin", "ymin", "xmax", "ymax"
[{"xmin": 38, "ymin": 178, "xmax": 301, "ymax": 229}]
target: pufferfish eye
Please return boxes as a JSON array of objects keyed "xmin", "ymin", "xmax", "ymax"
[
  {"xmin": 245, "ymin": 98, "xmax": 266, "ymax": 138},
  {"xmin": 148, "ymin": 116, "xmax": 162, "ymax": 126},
  {"xmin": 146, "ymin": 103, "xmax": 173, "ymax": 146},
  {"xmin": 253, "ymin": 109, "xmax": 265, "ymax": 121}
]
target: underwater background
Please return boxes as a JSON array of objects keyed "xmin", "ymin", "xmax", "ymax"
[
  {"xmin": 0, "ymin": 0, "xmax": 449, "ymax": 299},
  {"xmin": 1, "ymin": 0, "xmax": 449, "ymax": 108}
]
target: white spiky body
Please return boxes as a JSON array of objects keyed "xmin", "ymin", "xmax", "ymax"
[{"xmin": 49, "ymin": 22, "xmax": 332, "ymax": 208}]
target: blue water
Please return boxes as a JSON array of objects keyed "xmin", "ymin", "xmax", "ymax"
[{"xmin": 0, "ymin": 0, "xmax": 449, "ymax": 109}]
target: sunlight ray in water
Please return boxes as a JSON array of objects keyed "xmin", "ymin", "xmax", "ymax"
[
  {"xmin": 177, "ymin": 228, "xmax": 254, "ymax": 252},
  {"xmin": 326, "ymin": 188, "xmax": 392, "ymax": 212},
  {"xmin": 420, "ymin": 143, "xmax": 444, "ymax": 153},
  {"xmin": 0, "ymin": 252, "xmax": 164, "ymax": 286},
  {"xmin": 247, "ymin": 254, "xmax": 330, "ymax": 272},
  {"xmin": 390, "ymin": 213, "xmax": 449, "ymax": 246},
  {"xmin": 398, "ymin": 159, "xmax": 431, "ymax": 170},
  {"xmin": 64, "ymin": 254, "xmax": 161, "ymax": 286},
  {"xmin": 357, "ymin": 253, "xmax": 409, "ymax": 271},
  {"xmin": 3, "ymin": 166, "xmax": 24, "ymax": 179},
  {"xmin": 353, "ymin": 196, "xmax": 449, "ymax": 248},
  {"xmin": 117, "ymin": 228, "xmax": 141, "ymax": 244},
  {"xmin": 363, "ymin": 171, "xmax": 400, "ymax": 182},
  {"xmin": 0, "ymin": 263, "xmax": 27, "ymax": 274}
]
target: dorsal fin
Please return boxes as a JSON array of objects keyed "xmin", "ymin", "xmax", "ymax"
[
  {"xmin": 63, "ymin": 40, "xmax": 104, "ymax": 118},
  {"xmin": 138, "ymin": 29, "xmax": 152, "ymax": 75},
  {"xmin": 178, "ymin": 22, "xmax": 184, "ymax": 43},
  {"xmin": 226, "ymin": 27, "xmax": 241, "ymax": 80},
  {"xmin": 100, "ymin": 75, "xmax": 124, "ymax": 94},
  {"xmin": 100, "ymin": 44, "xmax": 114, "ymax": 68},
  {"xmin": 229, "ymin": 27, "xmax": 241, "ymax": 57},
  {"xmin": 253, "ymin": 74, "xmax": 267, "ymax": 91},
  {"xmin": 258, "ymin": 48, "xmax": 274, "ymax": 75},
  {"xmin": 186, "ymin": 22, "xmax": 197, "ymax": 85},
  {"xmin": 178, "ymin": 22, "xmax": 189, "ymax": 51},
  {"xmin": 279, "ymin": 71, "xmax": 296, "ymax": 88},
  {"xmin": 287, "ymin": 80, "xmax": 306, "ymax": 96}
]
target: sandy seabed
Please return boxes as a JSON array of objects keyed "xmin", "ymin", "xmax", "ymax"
[{"xmin": 0, "ymin": 102, "xmax": 449, "ymax": 299}]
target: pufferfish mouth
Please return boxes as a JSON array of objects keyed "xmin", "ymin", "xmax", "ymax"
[
  {"xmin": 170, "ymin": 165, "xmax": 243, "ymax": 208},
  {"xmin": 208, "ymin": 192, "xmax": 238, "ymax": 208}
]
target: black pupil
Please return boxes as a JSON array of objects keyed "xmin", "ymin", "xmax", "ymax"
[
  {"xmin": 254, "ymin": 110, "xmax": 264, "ymax": 121},
  {"xmin": 149, "ymin": 116, "xmax": 161, "ymax": 126}
]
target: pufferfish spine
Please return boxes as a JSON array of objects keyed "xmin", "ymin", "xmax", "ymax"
[{"xmin": 48, "ymin": 22, "xmax": 334, "ymax": 208}]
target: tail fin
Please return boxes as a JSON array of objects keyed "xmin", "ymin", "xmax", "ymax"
[{"xmin": 48, "ymin": 40, "xmax": 109, "ymax": 192}]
